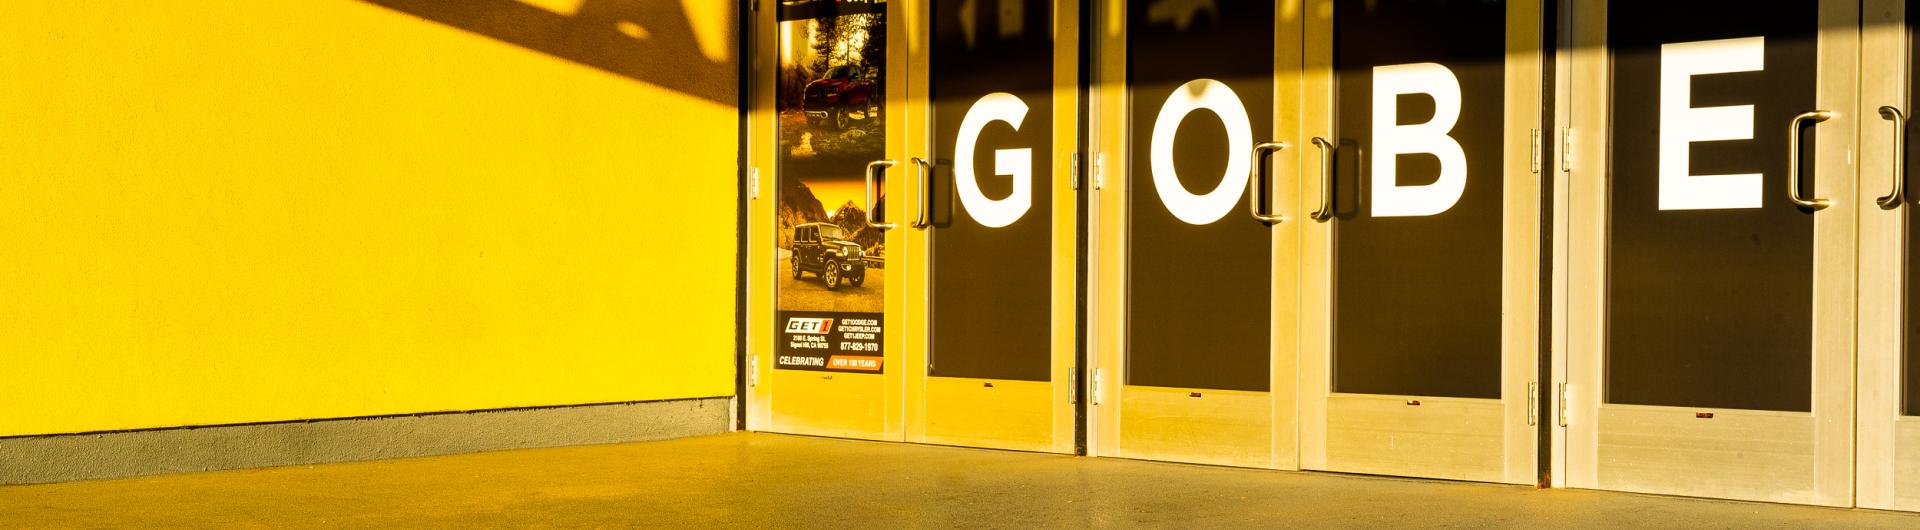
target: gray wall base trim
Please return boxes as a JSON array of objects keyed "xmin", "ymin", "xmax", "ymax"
[{"xmin": 0, "ymin": 396, "xmax": 733, "ymax": 485}]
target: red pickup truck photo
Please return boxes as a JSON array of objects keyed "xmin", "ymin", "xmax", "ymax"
[{"xmin": 802, "ymin": 64, "xmax": 880, "ymax": 133}]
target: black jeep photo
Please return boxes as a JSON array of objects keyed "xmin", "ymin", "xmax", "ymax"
[{"xmin": 790, "ymin": 222, "xmax": 867, "ymax": 290}]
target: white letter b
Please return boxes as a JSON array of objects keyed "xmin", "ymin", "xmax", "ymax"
[{"xmin": 1371, "ymin": 62, "xmax": 1468, "ymax": 218}]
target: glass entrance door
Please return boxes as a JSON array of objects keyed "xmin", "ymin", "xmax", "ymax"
[
  {"xmin": 1089, "ymin": 0, "xmax": 1303, "ymax": 469},
  {"xmin": 1298, "ymin": 0, "xmax": 1542, "ymax": 484},
  {"xmin": 748, "ymin": 0, "xmax": 908, "ymax": 441},
  {"xmin": 904, "ymin": 0, "xmax": 1078, "ymax": 453},
  {"xmin": 748, "ymin": 0, "xmax": 1080, "ymax": 453},
  {"xmin": 1858, "ymin": 0, "xmax": 1918, "ymax": 512},
  {"xmin": 1564, "ymin": 0, "xmax": 1860, "ymax": 506}
]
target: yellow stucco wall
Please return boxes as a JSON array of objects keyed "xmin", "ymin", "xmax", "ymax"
[{"xmin": 0, "ymin": 1, "xmax": 738, "ymax": 436}]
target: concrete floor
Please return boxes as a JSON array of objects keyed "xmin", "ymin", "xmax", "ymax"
[{"xmin": 3, "ymin": 433, "xmax": 1918, "ymax": 529}]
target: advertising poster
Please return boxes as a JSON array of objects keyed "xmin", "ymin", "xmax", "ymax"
[{"xmin": 775, "ymin": 0, "xmax": 887, "ymax": 373}]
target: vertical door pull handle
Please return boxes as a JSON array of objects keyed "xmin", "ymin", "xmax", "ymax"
[
  {"xmin": 1787, "ymin": 111, "xmax": 1833, "ymax": 209},
  {"xmin": 866, "ymin": 159, "xmax": 898, "ymax": 230},
  {"xmin": 1879, "ymin": 106, "xmax": 1907, "ymax": 207},
  {"xmin": 1309, "ymin": 137, "xmax": 1335, "ymax": 221},
  {"xmin": 910, "ymin": 157, "xmax": 933, "ymax": 228},
  {"xmin": 1558, "ymin": 383, "xmax": 1569, "ymax": 427},
  {"xmin": 1249, "ymin": 142, "xmax": 1288, "ymax": 224},
  {"xmin": 1527, "ymin": 381, "xmax": 1538, "ymax": 426}
]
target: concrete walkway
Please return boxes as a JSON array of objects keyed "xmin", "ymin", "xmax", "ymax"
[{"xmin": 2, "ymin": 432, "xmax": 1917, "ymax": 529}]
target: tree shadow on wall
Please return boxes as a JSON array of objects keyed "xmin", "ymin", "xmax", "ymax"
[{"xmin": 359, "ymin": 0, "xmax": 735, "ymax": 105}]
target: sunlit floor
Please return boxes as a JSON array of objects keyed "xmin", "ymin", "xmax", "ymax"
[{"xmin": 3, "ymin": 432, "xmax": 1917, "ymax": 528}]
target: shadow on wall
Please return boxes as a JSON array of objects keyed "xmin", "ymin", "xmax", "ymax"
[{"xmin": 360, "ymin": 0, "xmax": 736, "ymax": 105}]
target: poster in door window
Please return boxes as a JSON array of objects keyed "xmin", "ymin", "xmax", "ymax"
[{"xmin": 775, "ymin": 0, "xmax": 886, "ymax": 373}]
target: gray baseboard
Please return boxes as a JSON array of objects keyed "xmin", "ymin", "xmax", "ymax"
[{"xmin": 0, "ymin": 396, "xmax": 733, "ymax": 485}]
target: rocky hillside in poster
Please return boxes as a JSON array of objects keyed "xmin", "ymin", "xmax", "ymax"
[
  {"xmin": 777, "ymin": 177, "xmax": 828, "ymax": 250},
  {"xmin": 830, "ymin": 200, "xmax": 885, "ymax": 252}
]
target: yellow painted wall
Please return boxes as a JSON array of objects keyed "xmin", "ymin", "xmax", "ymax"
[{"xmin": 0, "ymin": 1, "xmax": 739, "ymax": 436}]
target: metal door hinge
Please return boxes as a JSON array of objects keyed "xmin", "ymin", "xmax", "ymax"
[
  {"xmin": 1091, "ymin": 368, "xmax": 1104, "ymax": 405},
  {"xmin": 1091, "ymin": 152, "xmax": 1106, "ymax": 190},
  {"xmin": 1070, "ymin": 152, "xmax": 1082, "ymax": 191},
  {"xmin": 1530, "ymin": 129, "xmax": 1542, "ymax": 174},
  {"xmin": 1557, "ymin": 382, "xmax": 1569, "ymax": 427},
  {"xmin": 1559, "ymin": 128, "xmax": 1574, "ymax": 172},
  {"xmin": 1527, "ymin": 381, "xmax": 1538, "ymax": 426},
  {"xmin": 1068, "ymin": 367, "xmax": 1080, "ymax": 404},
  {"xmin": 748, "ymin": 355, "xmax": 759, "ymax": 387},
  {"xmin": 749, "ymin": 167, "xmax": 761, "ymax": 200}
]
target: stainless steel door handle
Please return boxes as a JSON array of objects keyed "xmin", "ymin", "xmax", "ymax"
[
  {"xmin": 1879, "ymin": 106, "xmax": 1907, "ymax": 208},
  {"xmin": 1787, "ymin": 111, "xmax": 1833, "ymax": 209},
  {"xmin": 1249, "ymin": 142, "xmax": 1288, "ymax": 224},
  {"xmin": 910, "ymin": 157, "xmax": 932, "ymax": 228},
  {"xmin": 866, "ymin": 159, "xmax": 898, "ymax": 230},
  {"xmin": 1309, "ymin": 137, "xmax": 1335, "ymax": 222}
]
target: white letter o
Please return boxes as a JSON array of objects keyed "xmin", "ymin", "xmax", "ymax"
[{"xmin": 1150, "ymin": 79, "xmax": 1253, "ymax": 225}]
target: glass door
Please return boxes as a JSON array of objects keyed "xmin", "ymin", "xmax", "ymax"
[
  {"xmin": 1297, "ymin": 0, "xmax": 1543, "ymax": 484},
  {"xmin": 1564, "ymin": 0, "xmax": 1859, "ymax": 506},
  {"xmin": 1859, "ymin": 0, "xmax": 1918, "ymax": 512},
  {"xmin": 748, "ymin": 0, "xmax": 910, "ymax": 441},
  {"xmin": 1089, "ymin": 0, "xmax": 1304, "ymax": 469},
  {"xmin": 902, "ymin": 0, "xmax": 1078, "ymax": 453}
]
